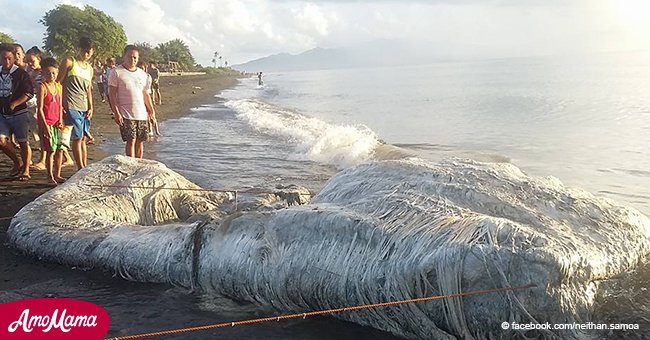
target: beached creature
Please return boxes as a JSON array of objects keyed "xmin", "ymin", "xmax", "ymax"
[{"xmin": 7, "ymin": 155, "xmax": 650, "ymax": 339}]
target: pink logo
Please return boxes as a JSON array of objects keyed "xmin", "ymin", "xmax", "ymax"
[{"xmin": 0, "ymin": 298, "xmax": 110, "ymax": 339}]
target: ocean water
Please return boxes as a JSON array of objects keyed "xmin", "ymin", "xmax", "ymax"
[
  {"xmin": 104, "ymin": 52, "xmax": 650, "ymax": 217},
  {"xmin": 95, "ymin": 52, "xmax": 649, "ymax": 338}
]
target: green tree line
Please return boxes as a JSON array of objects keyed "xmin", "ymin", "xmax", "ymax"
[
  {"xmin": 134, "ymin": 39, "xmax": 195, "ymax": 69},
  {"xmin": 12, "ymin": 4, "xmax": 204, "ymax": 71}
]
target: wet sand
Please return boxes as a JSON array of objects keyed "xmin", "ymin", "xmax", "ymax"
[{"xmin": 0, "ymin": 73, "xmax": 399, "ymax": 339}]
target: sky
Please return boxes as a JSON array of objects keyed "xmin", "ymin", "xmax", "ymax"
[{"xmin": 1, "ymin": 0, "xmax": 650, "ymax": 66}]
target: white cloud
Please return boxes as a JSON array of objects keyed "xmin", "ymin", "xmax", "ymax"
[
  {"xmin": 1, "ymin": 0, "xmax": 649, "ymax": 66},
  {"xmin": 293, "ymin": 3, "xmax": 330, "ymax": 36},
  {"xmin": 58, "ymin": 0, "xmax": 84, "ymax": 8},
  {"xmin": 116, "ymin": 0, "xmax": 184, "ymax": 44}
]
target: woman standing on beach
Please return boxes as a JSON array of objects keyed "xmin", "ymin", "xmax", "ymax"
[{"xmin": 57, "ymin": 37, "xmax": 94, "ymax": 170}]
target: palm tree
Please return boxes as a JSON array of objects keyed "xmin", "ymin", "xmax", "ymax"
[
  {"xmin": 219, "ymin": 56, "xmax": 222, "ymax": 67},
  {"xmin": 156, "ymin": 39, "xmax": 195, "ymax": 70},
  {"xmin": 134, "ymin": 42, "xmax": 163, "ymax": 63}
]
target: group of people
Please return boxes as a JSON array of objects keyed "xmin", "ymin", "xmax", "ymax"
[
  {"xmin": 0, "ymin": 37, "xmax": 162, "ymax": 185},
  {"xmin": 94, "ymin": 58, "xmax": 162, "ymax": 107}
]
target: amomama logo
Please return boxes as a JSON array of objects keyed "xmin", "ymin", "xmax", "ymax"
[{"xmin": 0, "ymin": 298, "xmax": 110, "ymax": 339}]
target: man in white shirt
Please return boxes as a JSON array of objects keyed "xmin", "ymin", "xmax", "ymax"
[{"xmin": 108, "ymin": 45, "xmax": 156, "ymax": 158}]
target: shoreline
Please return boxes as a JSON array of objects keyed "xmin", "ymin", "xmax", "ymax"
[
  {"xmin": 0, "ymin": 74, "xmax": 399, "ymax": 339},
  {"xmin": 0, "ymin": 73, "xmax": 240, "ymax": 292}
]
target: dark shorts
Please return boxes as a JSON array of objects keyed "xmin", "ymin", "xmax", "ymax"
[
  {"xmin": 120, "ymin": 119, "xmax": 149, "ymax": 142},
  {"xmin": 152, "ymin": 81, "xmax": 160, "ymax": 90},
  {"xmin": 0, "ymin": 111, "xmax": 30, "ymax": 142}
]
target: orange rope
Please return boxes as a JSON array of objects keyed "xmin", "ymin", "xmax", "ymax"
[
  {"xmin": 105, "ymin": 284, "xmax": 536, "ymax": 340},
  {"xmin": 83, "ymin": 183, "xmax": 236, "ymax": 193},
  {"xmin": 83, "ymin": 183, "xmax": 311, "ymax": 195}
]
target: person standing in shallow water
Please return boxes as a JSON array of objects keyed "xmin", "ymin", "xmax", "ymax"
[
  {"xmin": 108, "ymin": 45, "xmax": 156, "ymax": 158},
  {"xmin": 57, "ymin": 37, "xmax": 94, "ymax": 170}
]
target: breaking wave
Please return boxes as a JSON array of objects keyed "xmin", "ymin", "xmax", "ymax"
[{"xmin": 225, "ymin": 99, "xmax": 381, "ymax": 169}]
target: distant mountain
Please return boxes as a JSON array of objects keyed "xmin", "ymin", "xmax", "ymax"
[
  {"xmin": 234, "ymin": 39, "xmax": 484, "ymax": 72},
  {"xmin": 235, "ymin": 48, "xmax": 351, "ymax": 72}
]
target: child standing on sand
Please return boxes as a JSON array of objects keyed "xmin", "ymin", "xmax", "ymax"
[
  {"xmin": 58, "ymin": 37, "xmax": 94, "ymax": 171},
  {"xmin": 37, "ymin": 58, "xmax": 65, "ymax": 185},
  {"xmin": 25, "ymin": 48, "xmax": 46, "ymax": 170}
]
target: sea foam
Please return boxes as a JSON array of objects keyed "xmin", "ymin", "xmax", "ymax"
[{"xmin": 225, "ymin": 99, "xmax": 380, "ymax": 168}]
